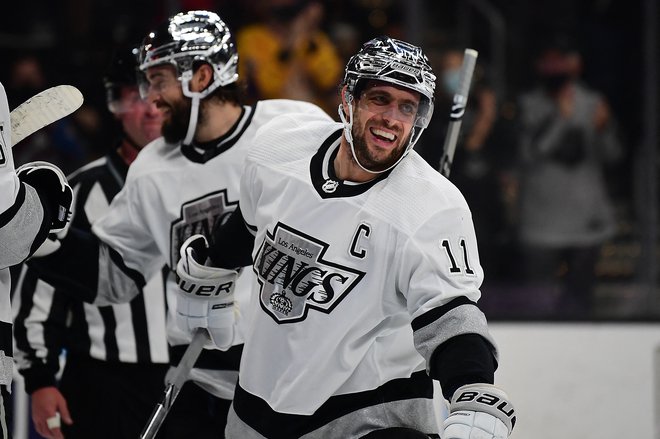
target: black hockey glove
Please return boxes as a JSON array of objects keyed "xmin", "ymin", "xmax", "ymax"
[{"xmin": 16, "ymin": 161, "xmax": 73, "ymax": 232}]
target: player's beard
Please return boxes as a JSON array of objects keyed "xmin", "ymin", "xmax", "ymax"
[
  {"xmin": 351, "ymin": 115, "xmax": 411, "ymax": 173},
  {"xmin": 161, "ymin": 97, "xmax": 192, "ymax": 144}
]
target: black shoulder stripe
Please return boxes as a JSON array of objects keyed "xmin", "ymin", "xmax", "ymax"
[
  {"xmin": 411, "ymin": 296, "xmax": 475, "ymax": 331},
  {"xmin": 0, "ymin": 321, "xmax": 12, "ymax": 357},
  {"xmin": 107, "ymin": 245, "xmax": 147, "ymax": 288}
]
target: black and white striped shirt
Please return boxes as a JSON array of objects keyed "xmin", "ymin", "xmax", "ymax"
[{"xmin": 13, "ymin": 151, "xmax": 168, "ymax": 393}]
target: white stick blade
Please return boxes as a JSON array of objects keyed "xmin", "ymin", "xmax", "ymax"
[{"xmin": 10, "ymin": 85, "xmax": 84, "ymax": 147}]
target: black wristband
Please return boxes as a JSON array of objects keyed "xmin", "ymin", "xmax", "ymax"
[{"xmin": 429, "ymin": 333, "xmax": 496, "ymax": 400}]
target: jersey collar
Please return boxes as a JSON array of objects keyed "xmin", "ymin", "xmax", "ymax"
[
  {"xmin": 310, "ymin": 128, "xmax": 391, "ymax": 199},
  {"xmin": 181, "ymin": 105, "xmax": 255, "ymax": 163}
]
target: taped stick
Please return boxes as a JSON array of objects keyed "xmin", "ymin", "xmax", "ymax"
[
  {"xmin": 10, "ymin": 85, "xmax": 83, "ymax": 147},
  {"xmin": 438, "ymin": 48, "xmax": 479, "ymax": 178},
  {"xmin": 140, "ymin": 328, "xmax": 209, "ymax": 439}
]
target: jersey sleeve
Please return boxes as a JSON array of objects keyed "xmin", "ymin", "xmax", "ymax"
[
  {"xmin": 91, "ymin": 173, "xmax": 162, "ymax": 305},
  {"xmin": 0, "ymin": 184, "xmax": 49, "ymax": 268},
  {"xmin": 0, "ymin": 82, "xmax": 51, "ymax": 268},
  {"xmin": 396, "ymin": 204, "xmax": 498, "ymax": 370}
]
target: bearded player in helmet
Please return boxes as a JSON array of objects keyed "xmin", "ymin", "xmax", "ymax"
[
  {"xmin": 176, "ymin": 36, "xmax": 516, "ymax": 438},
  {"xmin": 27, "ymin": 10, "xmax": 330, "ymax": 438}
]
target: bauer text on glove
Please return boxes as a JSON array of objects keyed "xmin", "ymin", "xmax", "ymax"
[
  {"xmin": 442, "ymin": 383, "xmax": 515, "ymax": 439},
  {"xmin": 176, "ymin": 234, "xmax": 239, "ymax": 350}
]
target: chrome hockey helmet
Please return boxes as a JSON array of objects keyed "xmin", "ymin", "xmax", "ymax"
[
  {"xmin": 138, "ymin": 10, "xmax": 238, "ymax": 92},
  {"xmin": 342, "ymin": 36, "xmax": 436, "ymax": 129},
  {"xmin": 137, "ymin": 10, "xmax": 239, "ymax": 144},
  {"xmin": 338, "ymin": 36, "xmax": 436, "ymax": 173}
]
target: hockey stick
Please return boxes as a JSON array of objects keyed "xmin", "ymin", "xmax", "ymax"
[
  {"xmin": 140, "ymin": 327, "xmax": 209, "ymax": 439},
  {"xmin": 10, "ymin": 85, "xmax": 83, "ymax": 147},
  {"xmin": 438, "ymin": 49, "xmax": 479, "ymax": 178}
]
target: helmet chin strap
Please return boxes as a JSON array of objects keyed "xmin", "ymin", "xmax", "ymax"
[
  {"xmin": 180, "ymin": 70, "xmax": 222, "ymax": 146},
  {"xmin": 338, "ymin": 95, "xmax": 419, "ymax": 176}
]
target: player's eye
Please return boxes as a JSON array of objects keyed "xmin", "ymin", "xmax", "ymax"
[{"xmin": 399, "ymin": 102, "xmax": 417, "ymax": 117}]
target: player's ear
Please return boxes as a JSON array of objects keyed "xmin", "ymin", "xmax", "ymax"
[
  {"xmin": 192, "ymin": 63, "xmax": 214, "ymax": 92},
  {"xmin": 340, "ymin": 85, "xmax": 353, "ymax": 113}
]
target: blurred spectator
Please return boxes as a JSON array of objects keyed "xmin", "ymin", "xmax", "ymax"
[
  {"xmin": 416, "ymin": 47, "xmax": 514, "ymax": 286},
  {"xmin": 236, "ymin": 0, "xmax": 343, "ymax": 114},
  {"xmin": 514, "ymin": 36, "xmax": 624, "ymax": 318},
  {"xmin": 329, "ymin": 21, "xmax": 361, "ymax": 64}
]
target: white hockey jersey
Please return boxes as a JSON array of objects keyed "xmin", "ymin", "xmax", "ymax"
[
  {"xmin": 91, "ymin": 99, "xmax": 331, "ymax": 399},
  {"xmin": 227, "ymin": 112, "xmax": 497, "ymax": 437}
]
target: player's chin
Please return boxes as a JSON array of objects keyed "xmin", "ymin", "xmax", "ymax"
[
  {"xmin": 363, "ymin": 151, "xmax": 400, "ymax": 172},
  {"xmin": 368, "ymin": 139, "xmax": 405, "ymax": 160}
]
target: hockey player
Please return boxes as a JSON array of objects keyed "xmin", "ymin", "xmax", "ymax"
[
  {"xmin": 0, "ymin": 81, "xmax": 73, "ymax": 438},
  {"xmin": 176, "ymin": 37, "xmax": 516, "ymax": 438},
  {"xmin": 26, "ymin": 10, "xmax": 330, "ymax": 438},
  {"xmin": 13, "ymin": 46, "xmax": 169, "ymax": 439}
]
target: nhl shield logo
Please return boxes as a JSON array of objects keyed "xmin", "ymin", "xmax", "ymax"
[
  {"xmin": 253, "ymin": 222, "xmax": 365, "ymax": 323},
  {"xmin": 321, "ymin": 179, "xmax": 339, "ymax": 193}
]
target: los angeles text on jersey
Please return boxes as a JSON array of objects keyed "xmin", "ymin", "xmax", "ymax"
[
  {"xmin": 253, "ymin": 222, "xmax": 365, "ymax": 323},
  {"xmin": 170, "ymin": 189, "xmax": 238, "ymax": 268}
]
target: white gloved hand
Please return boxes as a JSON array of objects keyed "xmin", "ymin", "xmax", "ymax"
[
  {"xmin": 176, "ymin": 234, "xmax": 239, "ymax": 350},
  {"xmin": 442, "ymin": 384, "xmax": 516, "ymax": 439}
]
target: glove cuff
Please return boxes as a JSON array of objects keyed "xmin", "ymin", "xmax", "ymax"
[
  {"xmin": 16, "ymin": 161, "xmax": 72, "ymax": 232},
  {"xmin": 175, "ymin": 295, "xmax": 236, "ymax": 350},
  {"xmin": 450, "ymin": 383, "xmax": 516, "ymax": 433}
]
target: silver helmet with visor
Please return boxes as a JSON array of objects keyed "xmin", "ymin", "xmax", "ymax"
[
  {"xmin": 339, "ymin": 36, "xmax": 436, "ymax": 173},
  {"xmin": 343, "ymin": 36, "xmax": 436, "ymax": 130},
  {"xmin": 137, "ymin": 10, "xmax": 238, "ymax": 144}
]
